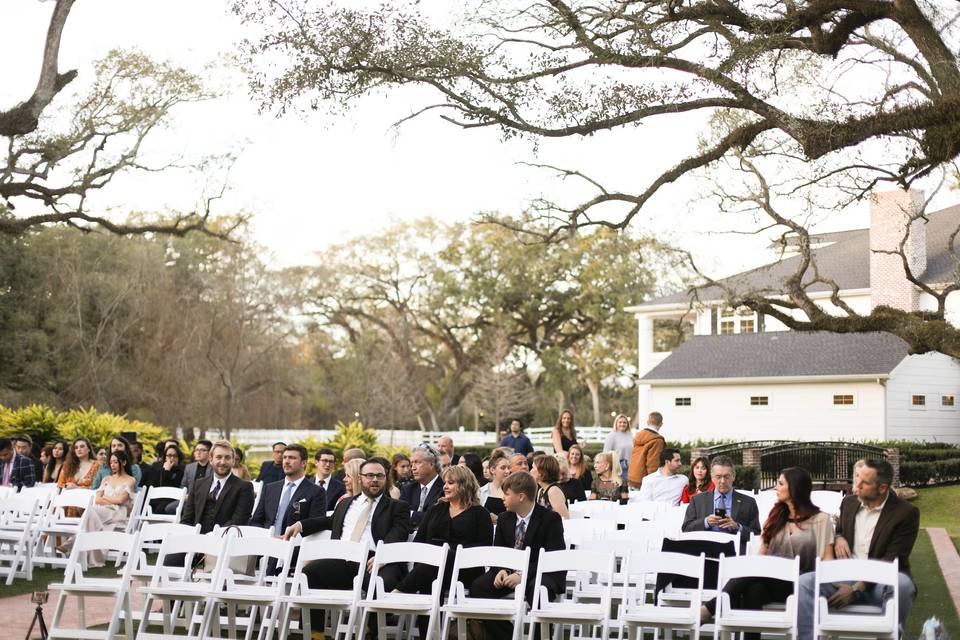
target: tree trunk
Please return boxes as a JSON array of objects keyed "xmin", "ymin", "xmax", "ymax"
[
  {"xmin": 587, "ymin": 378, "xmax": 601, "ymax": 426},
  {"xmin": 224, "ymin": 388, "xmax": 235, "ymax": 441}
]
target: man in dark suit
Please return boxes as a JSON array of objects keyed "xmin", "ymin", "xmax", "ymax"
[
  {"xmin": 250, "ymin": 444, "xmax": 326, "ymax": 533},
  {"xmin": 180, "ymin": 440, "xmax": 255, "ymax": 534},
  {"xmin": 797, "ymin": 459, "xmax": 919, "ymax": 640},
  {"xmin": 399, "ymin": 444, "xmax": 443, "ymax": 527},
  {"xmin": 469, "ymin": 471, "xmax": 566, "ymax": 640},
  {"xmin": 0, "ymin": 438, "xmax": 36, "ymax": 489},
  {"xmin": 313, "ymin": 448, "xmax": 345, "ymax": 511},
  {"xmin": 283, "ymin": 458, "xmax": 411, "ymax": 632},
  {"xmin": 257, "ymin": 441, "xmax": 286, "ymax": 485},
  {"xmin": 682, "ymin": 455, "xmax": 761, "ymax": 552}
]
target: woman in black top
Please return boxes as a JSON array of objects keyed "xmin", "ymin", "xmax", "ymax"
[
  {"xmin": 532, "ymin": 455, "xmax": 569, "ymax": 518},
  {"xmin": 152, "ymin": 444, "xmax": 185, "ymax": 514},
  {"xmin": 557, "ymin": 454, "xmax": 587, "ymax": 504},
  {"xmin": 567, "ymin": 444, "xmax": 593, "ymax": 492},
  {"xmin": 551, "ymin": 409, "xmax": 578, "ymax": 453},
  {"xmin": 396, "ymin": 465, "xmax": 493, "ymax": 637},
  {"xmin": 479, "ymin": 448, "xmax": 511, "ymax": 522}
]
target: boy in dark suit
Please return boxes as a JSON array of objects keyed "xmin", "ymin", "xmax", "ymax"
[{"xmin": 469, "ymin": 471, "xmax": 566, "ymax": 640}]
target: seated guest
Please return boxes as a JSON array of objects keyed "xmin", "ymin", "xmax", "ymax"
[
  {"xmin": 797, "ymin": 459, "xmax": 918, "ymax": 640},
  {"xmin": 314, "ymin": 447, "xmax": 346, "ymax": 511},
  {"xmin": 129, "ymin": 440, "xmax": 144, "ymax": 467},
  {"xmin": 339, "ymin": 458, "xmax": 366, "ymax": 505},
  {"xmin": 850, "ymin": 458, "xmax": 867, "ymax": 496},
  {"xmin": 141, "ymin": 439, "xmax": 177, "ymax": 488},
  {"xmin": 58, "ymin": 437, "xmax": 100, "ymax": 491},
  {"xmin": 369, "ymin": 456, "xmax": 401, "ymax": 499},
  {"xmin": 480, "ymin": 448, "xmax": 511, "ymax": 522},
  {"xmin": 334, "ymin": 448, "xmax": 366, "ymax": 482},
  {"xmin": 390, "ymin": 452, "xmax": 412, "ymax": 490},
  {"xmin": 180, "ymin": 440, "xmax": 254, "ymax": 534},
  {"xmin": 682, "ymin": 455, "xmax": 761, "ymax": 551},
  {"xmin": 40, "ymin": 446, "xmax": 52, "ymax": 474},
  {"xmin": 531, "ymin": 455, "xmax": 569, "ymax": 518},
  {"xmin": 681, "ymin": 456, "xmax": 714, "ymax": 504},
  {"xmin": 95, "ymin": 447, "xmax": 109, "ymax": 467},
  {"xmin": 12, "ymin": 435, "xmax": 43, "ymax": 483},
  {"xmin": 0, "ymin": 437, "xmax": 36, "ymax": 489},
  {"xmin": 232, "ymin": 448, "xmax": 252, "ymax": 481},
  {"xmin": 638, "ymin": 448, "xmax": 687, "ymax": 505},
  {"xmin": 250, "ymin": 444, "xmax": 325, "ymax": 533},
  {"xmin": 508, "ymin": 453, "xmax": 529, "ymax": 474},
  {"xmin": 69, "ymin": 451, "xmax": 137, "ymax": 566},
  {"xmin": 258, "ymin": 441, "xmax": 287, "ymax": 484},
  {"xmin": 44, "ymin": 440, "xmax": 68, "ymax": 484},
  {"xmin": 181, "ymin": 439, "xmax": 212, "ymax": 492},
  {"xmin": 155, "ymin": 445, "xmax": 186, "ymax": 515},
  {"xmin": 396, "ymin": 465, "xmax": 494, "ymax": 638},
  {"xmin": 482, "ymin": 457, "xmax": 491, "ymax": 482},
  {"xmin": 567, "ymin": 444, "xmax": 593, "ymax": 493},
  {"xmin": 282, "ymin": 459, "xmax": 412, "ymax": 634},
  {"xmin": 590, "ymin": 451, "xmax": 621, "ymax": 501},
  {"xmin": 701, "ymin": 467, "xmax": 834, "ymax": 634},
  {"xmin": 458, "ymin": 452, "xmax": 486, "ymax": 487},
  {"xmin": 500, "ymin": 419, "xmax": 534, "ymax": 456},
  {"xmin": 92, "ymin": 436, "xmax": 142, "ymax": 489},
  {"xmin": 555, "ymin": 454, "xmax": 586, "ymax": 504},
  {"xmin": 469, "ymin": 471, "xmax": 566, "ymax": 640},
  {"xmin": 399, "ymin": 444, "xmax": 444, "ymax": 527}
]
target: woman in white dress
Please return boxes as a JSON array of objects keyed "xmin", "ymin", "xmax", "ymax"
[{"xmin": 80, "ymin": 451, "xmax": 137, "ymax": 566}]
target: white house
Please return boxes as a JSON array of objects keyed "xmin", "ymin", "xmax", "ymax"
[{"xmin": 627, "ymin": 190, "xmax": 960, "ymax": 443}]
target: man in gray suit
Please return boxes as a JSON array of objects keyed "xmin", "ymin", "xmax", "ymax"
[{"xmin": 682, "ymin": 455, "xmax": 760, "ymax": 552}]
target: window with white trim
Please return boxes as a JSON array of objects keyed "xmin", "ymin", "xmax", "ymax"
[
  {"xmin": 749, "ymin": 396, "xmax": 769, "ymax": 406},
  {"xmin": 941, "ymin": 394, "xmax": 956, "ymax": 409},
  {"xmin": 675, "ymin": 397, "xmax": 692, "ymax": 407},
  {"xmin": 833, "ymin": 394, "xmax": 855, "ymax": 406},
  {"xmin": 716, "ymin": 307, "xmax": 759, "ymax": 335},
  {"xmin": 910, "ymin": 394, "xmax": 927, "ymax": 410}
]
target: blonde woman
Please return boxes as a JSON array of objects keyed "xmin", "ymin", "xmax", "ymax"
[
  {"xmin": 604, "ymin": 414, "xmax": 633, "ymax": 481},
  {"xmin": 590, "ymin": 451, "xmax": 621, "ymax": 501},
  {"xmin": 479, "ymin": 447, "xmax": 511, "ymax": 521},
  {"xmin": 338, "ymin": 458, "xmax": 366, "ymax": 505}
]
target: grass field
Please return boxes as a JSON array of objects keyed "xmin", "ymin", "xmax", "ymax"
[{"xmin": 0, "ymin": 563, "xmax": 118, "ymax": 599}]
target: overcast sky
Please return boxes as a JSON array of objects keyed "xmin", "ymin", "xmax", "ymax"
[{"xmin": 3, "ymin": 1, "xmax": 955, "ymax": 285}]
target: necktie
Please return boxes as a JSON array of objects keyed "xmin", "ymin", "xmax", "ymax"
[
  {"xmin": 210, "ymin": 480, "xmax": 221, "ymax": 501},
  {"xmin": 514, "ymin": 518, "xmax": 526, "ymax": 549},
  {"xmin": 419, "ymin": 484, "xmax": 429, "ymax": 511},
  {"xmin": 274, "ymin": 481, "xmax": 296, "ymax": 535},
  {"xmin": 350, "ymin": 497, "xmax": 373, "ymax": 542}
]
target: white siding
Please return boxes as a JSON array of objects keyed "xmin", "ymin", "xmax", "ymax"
[
  {"xmin": 648, "ymin": 381, "xmax": 887, "ymax": 443},
  {"xmin": 885, "ymin": 353, "xmax": 960, "ymax": 443}
]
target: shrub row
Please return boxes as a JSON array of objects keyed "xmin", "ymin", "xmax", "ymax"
[{"xmin": 899, "ymin": 458, "xmax": 960, "ymax": 486}]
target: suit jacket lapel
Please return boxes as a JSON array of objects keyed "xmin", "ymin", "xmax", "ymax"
[
  {"xmin": 332, "ymin": 494, "xmax": 357, "ymax": 538},
  {"xmin": 868, "ymin": 492, "xmax": 899, "ymax": 556},
  {"xmin": 524, "ymin": 507, "xmax": 542, "ymax": 547},
  {"xmin": 502, "ymin": 512, "xmax": 517, "ymax": 548},
  {"xmin": 731, "ymin": 492, "xmax": 742, "ymax": 520},
  {"xmin": 213, "ymin": 475, "xmax": 236, "ymax": 518},
  {"xmin": 195, "ymin": 474, "xmax": 212, "ymax": 518}
]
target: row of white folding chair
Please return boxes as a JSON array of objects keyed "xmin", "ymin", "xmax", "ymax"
[
  {"xmin": 34, "ymin": 488, "xmax": 95, "ymax": 568},
  {"xmin": 810, "ymin": 490, "xmax": 844, "ymax": 517},
  {"xmin": 131, "ymin": 485, "xmax": 187, "ymax": 536},
  {"xmin": 0, "ymin": 494, "xmax": 41, "ymax": 584}
]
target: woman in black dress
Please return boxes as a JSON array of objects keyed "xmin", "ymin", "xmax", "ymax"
[
  {"xmin": 532, "ymin": 455, "xmax": 569, "ymax": 518},
  {"xmin": 551, "ymin": 409, "xmax": 578, "ymax": 454},
  {"xmin": 152, "ymin": 444, "xmax": 185, "ymax": 514},
  {"xmin": 396, "ymin": 465, "xmax": 494, "ymax": 637},
  {"xmin": 567, "ymin": 444, "xmax": 593, "ymax": 492}
]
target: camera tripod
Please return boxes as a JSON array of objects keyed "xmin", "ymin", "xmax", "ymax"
[{"xmin": 25, "ymin": 596, "xmax": 48, "ymax": 640}]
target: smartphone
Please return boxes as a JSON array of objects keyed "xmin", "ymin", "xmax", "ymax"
[{"xmin": 714, "ymin": 507, "xmax": 727, "ymax": 518}]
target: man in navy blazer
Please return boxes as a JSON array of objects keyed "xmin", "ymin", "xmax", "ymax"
[
  {"xmin": 399, "ymin": 444, "xmax": 443, "ymax": 527},
  {"xmin": 313, "ymin": 448, "xmax": 346, "ymax": 511},
  {"xmin": 0, "ymin": 438, "xmax": 36, "ymax": 489},
  {"xmin": 250, "ymin": 444, "xmax": 325, "ymax": 533}
]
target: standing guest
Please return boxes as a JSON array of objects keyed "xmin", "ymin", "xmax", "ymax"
[
  {"xmin": 531, "ymin": 455, "xmax": 569, "ymax": 518},
  {"xmin": 500, "ymin": 419, "xmax": 534, "ymax": 456},
  {"xmin": 509, "ymin": 453, "xmax": 529, "ymax": 474},
  {"xmin": 369, "ymin": 456, "xmax": 401, "ymax": 499},
  {"xmin": 44, "ymin": 440, "xmax": 68, "ymax": 484},
  {"xmin": 58, "ymin": 437, "xmax": 100, "ymax": 490},
  {"xmin": 12, "ymin": 435, "xmax": 43, "ymax": 482},
  {"xmin": 181, "ymin": 439, "xmax": 212, "ymax": 492},
  {"xmin": 681, "ymin": 456, "xmax": 714, "ymax": 504},
  {"xmin": 590, "ymin": 451, "xmax": 621, "ymax": 501},
  {"xmin": 180, "ymin": 440, "xmax": 254, "ymax": 533},
  {"xmin": 258, "ymin": 441, "xmax": 287, "ymax": 484},
  {"xmin": 155, "ymin": 445, "xmax": 186, "ymax": 515},
  {"xmin": 391, "ymin": 453, "xmax": 412, "ymax": 489},
  {"xmin": 556, "ymin": 454, "xmax": 586, "ymax": 504},
  {"xmin": 551, "ymin": 409, "xmax": 578, "ymax": 454},
  {"xmin": 92, "ymin": 436, "xmax": 142, "ymax": 489},
  {"xmin": 480, "ymin": 448, "xmax": 511, "ymax": 521},
  {"xmin": 314, "ymin": 448, "xmax": 346, "ymax": 511},
  {"xmin": 437, "ymin": 435, "xmax": 461, "ymax": 466},
  {"xmin": 682, "ymin": 455, "xmax": 761, "ymax": 552},
  {"xmin": 0, "ymin": 437, "xmax": 36, "ymax": 489},
  {"xmin": 604, "ymin": 414, "xmax": 634, "ymax": 481},
  {"xmin": 797, "ymin": 459, "xmax": 919, "ymax": 640},
  {"xmin": 700, "ymin": 467, "xmax": 834, "ymax": 632},
  {"xmin": 458, "ymin": 452, "xmax": 486, "ymax": 486},
  {"xmin": 340, "ymin": 458, "xmax": 366, "ymax": 504},
  {"xmin": 396, "ymin": 466, "xmax": 494, "ymax": 639},
  {"xmin": 334, "ymin": 448, "xmax": 366, "ymax": 482},
  {"xmin": 282, "ymin": 459, "xmax": 412, "ymax": 635},
  {"xmin": 400, "ymin": 445, "xmax": 444, "ymax": 527},
  {"xmin": 567, "ymin": 444, "xmax": 593, "ymax": 492},
  {"xmin": 638, "ymin": 448, "xmax": 687, "ymax": 505},
  {"xmin": 469, "ymin": 471, "xmax": 566, "ymax": 640},
  {"xmin": 628, "ymin": 411, "xmax": 666, "ymax": 489},
  {"xmin": 95, "ymin": 448, "xmax": 109, "ymax": 467},
  {"xmin": 250, "ymin": 444, "xmax": 325, "ymax": 533},
  {"xmin": 232, "ymin": 448, "xmax": 252, "ymax": 481},
  {"xmin": 79, "ymin": 451, "xmax": 137, "ymax": 565}
]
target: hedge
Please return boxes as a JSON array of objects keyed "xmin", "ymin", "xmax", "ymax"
[{"xmin": 899, "ymin": 458, "xmax": 960, "ymax": 486}]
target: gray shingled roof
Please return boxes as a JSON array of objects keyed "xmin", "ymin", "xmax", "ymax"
[
  {"xmin": 640, "ymin": 203, "xmax": 960, "ymax": 307},
  {"xmin": 640, "ymin": 331, "xmax": 910, "ymax": 381}
]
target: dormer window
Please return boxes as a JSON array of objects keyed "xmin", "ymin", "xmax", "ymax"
[{"xmin": 716, "ymin": 307, "xmax": 758, "ymax": 335}]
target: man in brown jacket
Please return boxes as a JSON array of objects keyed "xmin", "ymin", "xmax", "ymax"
[
  {"xmin": 627, "ymin": 412, "xmax": 665, "ymax": 489},
  {"xmin": 797, "ymin": 458, "xmax": 919, "ymax": 639}
]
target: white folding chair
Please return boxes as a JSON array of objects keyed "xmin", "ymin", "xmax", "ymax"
[
  {"xmin": 278, "ymin": 539, "xmax": 369, "ymax": 640},
  {"xmin": 562, "ymin": 518, "xmax": 615, "ymax": 548},
  {"xmin": 136, "ymin": 532, "xmax": 229, "ymax": 639},
  {"xmin": 568, "ymin": 500, "xmax": 618, "ymax": 519},
  {"xmin": 676, "ymin": 529, "xmax": 742, "ymax": 554},
  {"xmin": 135, "ymin": 486, "xmax": 186, "ymax": 528},
  {"xmin": 526, "ymin": 548, "xmax": 616, "ymax": 640},
  {"xmin": 34, "ymin": 489, "xmax": 95, "ymax": 568},
  {"xmin": 124, "ymin": 487, "xmax": 149, "ymax": 534},
  {"xmin": 47, "ymin": 530, "xmax": 141, "ymax": 640},
  {"xmin": 357, "ymin": 541, "xmax": 449, "ymax": 640},
  {"xmin": 655, "ymin": 505, "xmax": 688, "ymax": 538},
  {"xmin": 251, "ymin": 481, "xmax": 264, "ymax": 513},
  {"xmin": 623, "ymin": 500, "xmax": 669, "ymax": 520},
  {"xmin": 813, "ymin": 558, "xmax": 899, "ymax": 640},
  {"xmin": 810, "ymin": 491, "xmax": 844, "ymax": 517},
  {"xmin": 441, "ymin": 545, "xmax": 531, "ymax": 640},
  {"xmin": 756, "ymin": 490, "xmax": 777, "ymax": 531},
  {"xmin": 0, "ymin": 494, "xmax": 39, "ymax": 584},
  {"xmin": 619, "ymin": 551, "xmax": 705, "ymax": 640},
  {"xmin": 213, "ymin": 524, "xmax": 275, "ymax": 539},
  {"xmin": 715, "ymin": 553, "xmax": 800, "ymax": 640},
  {"xmin": 201, "ymin": 535, "xmax": 295, "ymax": 640}
]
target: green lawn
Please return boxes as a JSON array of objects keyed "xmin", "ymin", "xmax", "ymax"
[
  {"xmin": 0, "ymin": 563, "xmax": 119, "ymax": 599},
  {"xmin": 906, "ymin": 529, "xmax": 960, "ymax": 637},
  {"xmin": 913, "ymin": 483, "xmax": 960, "ymax": 536}
]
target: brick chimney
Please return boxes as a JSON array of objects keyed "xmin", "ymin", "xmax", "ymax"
[{"xmin": 869, "ymin": 189, "xmax": 926, "ymax": 312}]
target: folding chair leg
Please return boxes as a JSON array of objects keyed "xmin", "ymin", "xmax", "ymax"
[
  {"xmin": 77, "ymin": 594, "xmax": 86, "ymax": 629},
  {"xmin": 50, "ymin": 590, "xmax": 68, "ymax": 634},
  {"xmin": 377, "ymin": 611, "xmax": 387, "ymax": 640},
  {"xmin": 278, "ymin": 603, "xmax": 292, "ymax": 640}
]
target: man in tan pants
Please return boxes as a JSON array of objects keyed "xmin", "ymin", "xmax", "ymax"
[{"xmin": 627, "ymin": 412, "xmax": 665, "ymax": 489}]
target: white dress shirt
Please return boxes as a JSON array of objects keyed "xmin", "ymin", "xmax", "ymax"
[
  {"xmin": 853, "ymin": 493, "xmax": 889, "ymax": 560},
  {"xmin": 637, "ymin": 470, "xmax": 687, "ymax": 505},
  {"xmin": 341, "ymin": 493, "xmax": 383, "ymax": 552}
]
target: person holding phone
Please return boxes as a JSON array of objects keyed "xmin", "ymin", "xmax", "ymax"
[{"xmin": 681, "ymin": 455, "xmax": 760, "ymax": 553}]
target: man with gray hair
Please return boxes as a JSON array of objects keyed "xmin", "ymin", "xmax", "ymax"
[
  {"xmin": 437, "ymin": 435, "xmax": 460, "ymax": 466},
  {"xmin": 681, "ymin": 455, "xmax": 760, "ymax": 552},
  {"xmin": 399, "ymin": 444, "xmax": 443, "ymax": 527}
]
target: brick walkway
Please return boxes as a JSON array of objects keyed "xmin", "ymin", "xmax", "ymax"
[
  {"xmin": 5, "ymin": 586, "xmax": 146, "ymax": 639},
  {"xmin": 927, "ymin": 527, "xmax": 960, "ymax": 617}
]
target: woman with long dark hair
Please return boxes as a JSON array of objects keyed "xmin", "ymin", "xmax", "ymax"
[
  {"xmin": 681, "ymin": 456, "xmax": 714, "ymax": 503},
  {"xmin": 458, "ymin": 452, "xmax": 486, "ymax": 487},
  {"xmin": 551, "ymin": 409, "xmax": 577, "ymax": 454},
  {"xmin": 531, "ymin": 455, "xmax": 569, "ymax": 518},
  {"xmin": 700, "ymin": 467, "xmax": 834, "ymax": 634},
  {"xmin": 43, "ymin": 440, "xmax": 68, "ymax": 483},
  {"xmin": 154, "ymin": 444, "xmax": 186, "ymax": 514},
  {"xmin": 566, "ymin": 444, "xmax": 592, "ymax": 492},
  {"xmin": 391, "ymin": 452, "xmax": 412, "ymax": 489}
]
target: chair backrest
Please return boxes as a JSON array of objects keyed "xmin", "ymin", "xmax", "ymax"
[
  {"xmin": 139, "ymin": 522, "xmax": 201, "ymax": 543},
  {"xmin": 569, "ymin": 500, "xmax": 617, "ymax": 519},
  {"xmin": 454, "ymin": 545, "xmax": 530, "ymax": 573},
  {"xmin": 154, "ymin": 533, "xmax": 228, "ymax": 584},
  {"xmin": 675, "ymin": 529, "xmax": 741, "ymax": 553},
  {"xmin": 67, "ymin": 531, "xmax": 140, "ymax": 583},
  {"xmin": 296, "ymin": 538, "xmax": 369, "ymax": 565},
  {"xmin": 221, "ymin": 535, "xmax": 294, "ymax": 587},
  {"xmin": 52, "ymin": 489, "xmax": 96, "ymax": 511},
  {"xmin": 373, "ymin": 541, "xmax": 449, "ymax": 568},
  {"xmin": 718, "ymin": 553, "xmax": 799, "ymax": 584},
  {"xmin": 622, "ymin": 550, "xmax": 705, "ymax": 610},
  {"xmin": 144, "ymin": 486, "xmax": 186, "ymax": 502},
  {"xmin": 815, "ymin": 557, "xmax": 899, "ymax": 587},
  {"xmin": 0, "ymin": 495, "xmax": 39, "ymax": 520},
  {"xmin": 537, "ymin": 548, "xmax": 613, "ymax": 574},
  {"xmin": 211, "ymin": 524, "xmax": 274, "ymax": 539},
  {"xmin": 810, "ymin": 491, "xmax": 843, "ymax": 515}
]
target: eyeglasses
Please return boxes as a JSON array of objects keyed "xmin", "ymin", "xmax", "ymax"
[
  {"xmin": 164, "ymin": 454, "xmax": 178, "ymax": 459},
  {"xmin": 360, "ymin": 473, "xmax": 386, "ymax": 480},
  {"xmin": 317, "ymin": 457, "xmax": 335, "ymax": 464}
]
